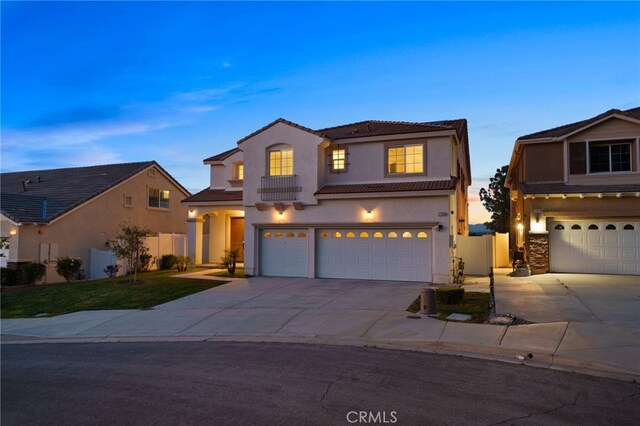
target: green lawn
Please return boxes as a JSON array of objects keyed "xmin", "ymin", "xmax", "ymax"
[
  {"xmin": 1, "ymin": 269, "xmax": 227, "ymax": 318},
  {"xmin": 407, "ymin": 291, "xmax": 490, "ymax": 324},
  {"xmin": 206, "ymin": 268, "xmax": 246, "ymax": 278}
]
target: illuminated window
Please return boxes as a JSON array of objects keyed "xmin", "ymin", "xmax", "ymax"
[
  {"xmin": 269, "ymin": 149, "xmax": 293, "ymax": 176},
  {"xmin": 588, "ymin": 224, "xmax": 598, "ymax": 230},
  {"xmin": 417, "ymin": 232, "xmax": 428, "ymax": 238},
  {"xmin": 287, "ymin": 232, "xmax": 295, "ymax": 238},
  {"xmin": 234, "ymin": 162, "xmax": 244, "ymax": 180},
  {"xmin": 298, "ymin": 232, "xmax": 307, "ymax": 238},
  {"xmin": 402, "ymin": 232, "xmax": 413, "ymax": 238},
  {"xmin": 571, "ymin": 224, "xmax": 581, "ymax": 230},
  {"xmin": 360, "ymin": 232, "xmax": 369, "ymax": 238},
  {"xmin": 264, "ymin": 232, "xmax": 272, "ymax": 238},
  {"xmin": 388, "ymin": 232, "xmax": 398, "ymax": 238},
  {"xmin": 373, "ymin": 232, "xmax": 383, "ymax": 238},
  {"xmin": 624, "ymin": 224, "xmax": 635, "ymax": 230},
  {"xmin": 275, "ymin": 232, "xmax": 283, "ymax": 238},
  {"xmin": 320, "ymin": 232, "xmax": 328, "ymax": 238},
  {"xmin": 148, "ymin": 188, "xmax": 170, "ymax": 209},
  {"xmin": 333, "ymin": 231, "xmax": 342, "ymax": 238},
  {"xmin": 330, "ymin": 147, "xmax": 347, "ymax": 173},
  {"xmin": 346, "ymin": 232, "xmax": 355, "ymax": 238},
  {"xmin": 387, "ymin": 144, "xmax": 424, "ymax": 174},
  {"xmin": 606, "ymin": 224, "xmax": 616, "ymax": 230},
  {"xmin": 554, "ymin": 224, "xmax": 565, "ymax": 230}
]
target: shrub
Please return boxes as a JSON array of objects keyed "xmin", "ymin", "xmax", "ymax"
[
  {"xmin": 104, "ymin": 264, "xmax": 119, "ymax": 278},
  {"xmin": 55, "ymin": 256, "xmax": 83, "ymax": 282},
  {"xmin": 139, "ymin": 253, "xmax": 155, "ymax": 272},
  {"xmin": 1, "ymin": 267, "xmax": 17, "ymax": 287},
  {"xmin": 435, "ymin": 286, "xmax": 465, "ymax": 305},
  {"xmin": 221, "ymin": 248, "xmax": 241, "ymax": 275},
  {"xmin": 175, "ymin": 255, "xmax": 191, "ymax": 272},
  {"xmin": 22, "ymin": 262, "xmax": 47, "ymax": 286},
  {"xmin": 159, "ymin": 254, "xmax": 177, "ymax": 270}
]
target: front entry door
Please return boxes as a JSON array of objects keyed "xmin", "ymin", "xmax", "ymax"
[{"xmin": 230, "ymin": 217, "xmax": 244, "ymax": 262}]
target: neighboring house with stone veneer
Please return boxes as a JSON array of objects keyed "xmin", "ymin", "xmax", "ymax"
[
  {"xmin": 505, "ymin": 107, "xmax": 640, "ymax": 275},
  {"xmin": 183, "ymin": 117, "xmax": 471, "ymax": 283},
  {"xmin": 0, "ymin": 162, "xmax": 189, "ymax": 283}
]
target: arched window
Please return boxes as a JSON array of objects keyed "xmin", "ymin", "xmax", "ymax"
[
  {"xmin": 417, "ymin": 232, "xmax": 428, "ymax": 238},
  {"xmin": 264, "ymin": 232, "xmax": 272, "ymax": 238},
  {"xmin": 402, "ymin": 232, "xmax": 413, "ymax": 238},
  {"xmin": 287, "ymin": 232, "xmax": 295, "ymax": 238},
  {"xmin": 298, "ymin": 232, "xmax": 307, "ymax": 238},
  {"xmin": 275, "ymin": 232, "xmax": 283, "ymax": 238},
  {"xmin": 360, "ymin": 232, "xmax": 369, "ymax": 238},
  {"xmin": 605, "ymin": 224, "xmax": 616, "ymax": 230},
  {"xmin": 388, "ymin": 232, "xmax": 398, "ymax": 238},
  {"xmin": 333, "ymin": 231, "xmax": 342, "ymax": 238},
  {"xmin": 571, "ymin": 224, "xmax": 581, "ymax": 230},
  {"xmin": 346, "ymin": 232, "xmax": 355, "ymax": 238},
  {"xmin": 320, "ymin": 232, "xmax": 328, "ymax": 238},
  {"xmin": 373, "ymin": 232, "xmax": 383, "ymax": 238},
  {"xmin": 268, "ymin": 144, "xmax": 293, "ymax": 176},
  {"xmin": 624, "ymin": 224, "xmax": 635, "ymax": 230},
  {"xmin": 588, "ymin": 224, "xmax": 598, "ymax": 230},
  {"xmin": 554, "ymin": 224, "xmax": 565, "ymax": 230}
]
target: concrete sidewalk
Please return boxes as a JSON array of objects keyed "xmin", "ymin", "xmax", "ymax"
[{"xmin": 2, "ymin": 275, "xmax": 639, "ymax": 381}]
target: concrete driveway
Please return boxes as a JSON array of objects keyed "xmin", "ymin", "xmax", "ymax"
[{"xmin": 491, "ymin": 272, "xmax": 640, "ymax": 328}]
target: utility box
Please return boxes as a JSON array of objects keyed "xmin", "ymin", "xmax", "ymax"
[{"xmin": 420, "ymin": 288, "xmax": 437, "ymax": 315}]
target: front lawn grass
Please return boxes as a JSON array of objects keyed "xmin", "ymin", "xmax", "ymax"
[
  {"xmin": 1, "ymin": 269, "xmax": 227, "ymax": 318},
  {"xmin": 206, "ymin": 268, "xmax": 246, "ymax": 278},
  {"xmin": 407, "ymin": 291, "xmax": 490, "ymax": 324}
]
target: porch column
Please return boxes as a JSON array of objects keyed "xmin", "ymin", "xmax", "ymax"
[{"xmin": 187, "ymin": 218, "xmax": 203, "ymax": 265}]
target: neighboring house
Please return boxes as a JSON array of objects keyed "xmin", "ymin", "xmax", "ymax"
[
  {"xmin": 183, "ymin": 118, "xmax": 470, "ymax": 283},
  {"xmin": 0, "ymin": 161, "xmax": 190, "ymax": 282},
  {"xmin": 505, "ymin": 107, "xmax": 640, "ymax": 275}
]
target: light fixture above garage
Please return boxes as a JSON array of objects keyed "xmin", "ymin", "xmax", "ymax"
[{"xmin": 364, "ymin": 209, "xmax": 373, "ymax": 221}]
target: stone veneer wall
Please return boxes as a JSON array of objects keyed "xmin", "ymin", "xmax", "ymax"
[{"xmin": 527, "ymin": 233, "xmax": 549, "ymax": 274}]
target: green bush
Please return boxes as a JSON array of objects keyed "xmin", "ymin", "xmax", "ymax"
[
  {"xmin": 220, "ymin": 248, "xmax": 241, "ymax": 275},
  {"xmin": 1, "ymin": 267, "xmax": 17, "ymax": 287},
  {"xmin": 435, "ymin": 286, "xmax": 465, "ymax": 305},
  {"xmin": 22, "ymin": 262, "xmax": 47, "ymax": 286},
  {"xmin": 175, "ymin": 256, "xmax": 191, "ymax": 272},
  {"xmin": 55, "ymin": 256, "xmax": 83, "ymax": 282},
  {"xmin": 139, "ymin": 253, "xmax": 155, "ymax": 272},
  {"xmin": 159, "ymin": 254, "xmax": 177, "ymax": 270}
]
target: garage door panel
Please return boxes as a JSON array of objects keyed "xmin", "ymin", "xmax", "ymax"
[
  {"xmin": 317, "ymin": 229, "xmax": 431, "ymax": 282},
  {"xmin": 260, "ymin": 229, "xmax": 309, "ymax": 277},
  {"xmin": 550, "ymin": 220, "xmax": 639, "ymax": 275}
]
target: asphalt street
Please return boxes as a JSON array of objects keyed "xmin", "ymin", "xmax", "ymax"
[{"xmin": 2, "ymin": 342, "xmax": 638, "ymax": 425}]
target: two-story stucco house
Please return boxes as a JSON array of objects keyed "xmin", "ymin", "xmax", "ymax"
[
  {"xmin": 505, "ymin": 107, "xmax": 640, "ymax": 275},
  {"xmin": 183, "ymin": 118, "xmax": 470, "ymax": 283}
]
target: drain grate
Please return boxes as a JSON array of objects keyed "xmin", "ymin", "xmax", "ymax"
[{"xmin": 406, "ymin": 315, "xmax": 422, "ymax": 319}]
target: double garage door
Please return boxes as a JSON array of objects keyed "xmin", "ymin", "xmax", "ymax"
[
  {"xmin": 549, "ymin": 219, "xmax": 640, "ymax": 275},
  {"xmin": 260, "ymin": 228, "xmax": 432, "ymax": 282}
]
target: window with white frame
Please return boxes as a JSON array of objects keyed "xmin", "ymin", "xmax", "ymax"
[
  {"xmin": 269, "ymin": 149, "xmax": 293, "ymax": 176},
  {"xmin": 148, "ymin": 188, "xmax": 170, "ymax": 209},
  {"xmin": 329, "ymin": 146, "xmax": 347, "ymax": 173},
  {"xmin": 589, "ymin": 142, "xmax": 632, "ymax": 173},
  {"xmin": 234, "ymin": 162, "xmax": 244, "ymax": 180},
  {"xmin": 387, "ymin": 143, "xmax": 424, "ymax": 175}
]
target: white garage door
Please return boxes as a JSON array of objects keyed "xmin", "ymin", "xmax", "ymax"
[
  {"xmin": 549, "ymin": 220, "xmax": 640, "ymax": 275},
  {"xmin": 260, "ymin": 229, "xmax": 309, "ymax": 277},
  {"xmin": 316, "ymin": 229, "xmax": 432, "ymax": 282}
]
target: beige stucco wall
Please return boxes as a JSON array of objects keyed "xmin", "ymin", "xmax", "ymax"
[
  {"xmin": 209, "ymin": 150, "xmax": 244, "ymax": 190},
  {"xmin": 524, "ymin": 142, "xmax": 564, "ymax": 182},
  {"xmin": 15, "ymin": 165, "xmax": 189, "ymax": 283}
]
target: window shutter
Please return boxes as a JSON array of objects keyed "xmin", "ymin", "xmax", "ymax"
[{"xmin": 569, "ymin": 142, "xmax": 586, "ymax": 175}]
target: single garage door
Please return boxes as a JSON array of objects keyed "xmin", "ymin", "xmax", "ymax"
[
  {"xmin": 549, "ymin": 220, "xmax": 640, "ymax": 275},
  {"xmin": 260, "ymin": 229, "xmax": 309, "ymax": 277},
  {"xmin": 316, "ymin": 229, "xmax": 432, "ymax": 282}
]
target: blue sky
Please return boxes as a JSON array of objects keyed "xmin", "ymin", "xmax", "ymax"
[{"xmin": 2, "ymin": 1, "xmax": 639, "ymax": 223}]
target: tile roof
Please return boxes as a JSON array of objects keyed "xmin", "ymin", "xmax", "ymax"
[
  {"xmin": 315, "ymin": 178, "xmax": 458, "ymax": 195},
  {"xmin": 182, "ymin": 188, "xmax": 243, "ymax": 203},
  {"xmin": 519, "ymin": 107, "xmax": 640, "ymax": 140},
  {"xmin": 0, "ymin": 161, "xmax": 188, "ymax": 223},
  {"xmin": 237, "ymin": 118, "xmax": 322, "ymax": 145},
  {"xmin": 317, "ymin": 120, "xmax": 453, "ymax": 139},
  {"xmin": 521, "ymin": 182, "xmax": 640, "ymax": 195},
  {"xmin": 203, "ymin": 147, "xmax": 241, "ymax": 163}
]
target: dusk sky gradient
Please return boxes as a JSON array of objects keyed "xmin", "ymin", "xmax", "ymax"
[{"xmin": 2, "ymin": 1, "xmax": 639, "ymax": 223}]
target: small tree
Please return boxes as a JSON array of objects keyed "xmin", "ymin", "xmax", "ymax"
[
  {"xmin": 55, "ymin": 256, "xmax": 83, "ymax": 282},
  {"xmin": 221, "ymin": 248, "xmax": 241, "ymax": 275},
  {"xmin": 112, "ymin": 224, "xmax": 151, "ymax": 283},
  {"xmin": 479, "ymin": 165, "xmax": 511, "ymax": 233}
]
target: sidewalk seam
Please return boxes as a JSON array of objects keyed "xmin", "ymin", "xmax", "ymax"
[{"xmin": 553, "ymin": 322, "xmax": 571, "ymax": 354}]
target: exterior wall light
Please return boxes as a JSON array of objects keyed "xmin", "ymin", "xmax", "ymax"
[
  {"xmin": 517, "ymin": 223, "xmax": 524, "ymax": 233},
  {"xmin": 188, "ymin": 209, "xmax": 197, "ymax": 218},
  {"xmin": 364, "ymin": 209, "xmax": 373, "ymax": 221},
  {"xmin": 9, "ymin": 229, "xmax": 17, "ymax": 236}
]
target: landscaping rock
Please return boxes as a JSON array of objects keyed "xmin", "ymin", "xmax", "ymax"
[{"xmin": 447, "ymin": 313, "xmax": 471, "ymax": 321}]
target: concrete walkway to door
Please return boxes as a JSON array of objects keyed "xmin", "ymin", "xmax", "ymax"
[{"xmin": 2, "ymin": 274, "xmax": 639, "ymax": 381}]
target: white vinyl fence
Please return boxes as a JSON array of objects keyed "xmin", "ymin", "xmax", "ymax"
[{"xmin": 456, "ymin": 232, "xmax": 510, "ymax": 276}]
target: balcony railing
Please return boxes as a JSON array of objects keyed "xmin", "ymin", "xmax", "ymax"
[{"xmin": 258, "ymin": 175, "xmax": 301, "ymax": 201}]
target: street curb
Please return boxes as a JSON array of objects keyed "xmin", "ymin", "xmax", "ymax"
[{"xmin": 2, "ymin": 333, "xmax": 638, "ymax": 383}]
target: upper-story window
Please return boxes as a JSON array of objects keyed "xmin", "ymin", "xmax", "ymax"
[
  {"xmin": 386, "ymin": 143, "xmax": 424, "ymax": 175},
  {"xmin": 329, "ymin": 146, "xmax": 348, "ymax": 173},
  {"xmin": 269, "ymin": 149, "xmax": 293, "ymax": 176},
  {"xmin": 148, "ymin": 188, "xmax": 170, "ymax": 209},
  {"xmin": 234, "ymin": 162, "xmax": 244, "ymax": 180},
  {"xmin": 589, "ymin": 142, "xmax": 631, "ymax": 173}
]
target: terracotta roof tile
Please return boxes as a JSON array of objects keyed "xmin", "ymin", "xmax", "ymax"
[
  {"xmin": 182, "ymin": 188, "xmax": 243, "ymax": 203},
  {"xmin": 315, "ymin": 178, "xmax": 458, "ymax": 195},
  {"xmin": 521, "ymin": 182, "xmax": 640, "ymax": 195},
  {"xmin": 237, "ymin": 118, "xmax": 323, "ymax": 145},
  {"xmin": 318, "ymin": 120, "xmax": 453, "ymax": 139},
  {"xmin": 519, "ymin": 107, "xmax": 640, "ymax": 140},
  {"xmin": 203, "ymin": 147, "xmax": 241, "ymax": 162}
]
